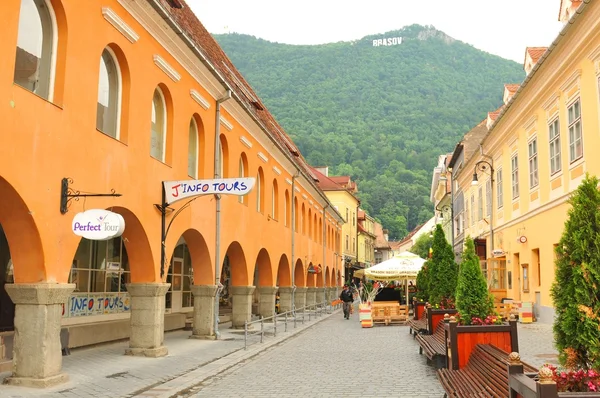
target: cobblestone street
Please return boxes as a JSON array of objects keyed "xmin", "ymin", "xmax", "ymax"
[
  {"xmin": 185, "ymin": 313, "xmax": 444, "ymax": 398},
  {"xmin": 0, "ymin": 307, "xmax": 559, "ymax": 398}
]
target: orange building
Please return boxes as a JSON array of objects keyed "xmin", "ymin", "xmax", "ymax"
[{"xmin": 0, "ymin": 0, "xmax": 344, "ymax": 387}]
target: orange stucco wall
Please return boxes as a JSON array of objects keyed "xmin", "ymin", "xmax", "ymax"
[{"xmin": 0, "ymin": 0, "xmax": 342, "ymax": 286}]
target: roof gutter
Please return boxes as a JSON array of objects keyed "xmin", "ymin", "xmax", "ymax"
[
  {"xmin": 146, "ymin": 0, "xmax": 343, "ymax": 222},
  {"xmin": 480, "ymin": 0, "xmax": 590, "ymax": 147}
]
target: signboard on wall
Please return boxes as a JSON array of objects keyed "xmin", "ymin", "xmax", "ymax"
[
  {"xmin": 62, "ymin": 293, "xmax": 131, "ymax": 318},
  {"xmin": 72, "ymin": 209, "xmax": 125, "ymax": 240},
  {"xmin": 163, "ymin": 178, "xmax": 256, "ymax": 205}
]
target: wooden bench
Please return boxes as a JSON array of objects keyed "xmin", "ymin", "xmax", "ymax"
[
  {"xmin": 437, "ymin": 344, "xmax": 537, "ymax": 398},
  {"xmin": 416, "ymin": 319, "xmax": 447, "ymax": 368},
  {"xmin": 408, "ymin": 318, "xmax": 427, "ymax": 336},
  {"xmin": 385, "ymin": 304, "xmax": 409, "ymax": 325}
]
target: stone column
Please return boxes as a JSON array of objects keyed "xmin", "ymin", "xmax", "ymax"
[
  {"xmin": 328, "ymin": 287, "xmax": 335, "ymax": 302},
  {"xmin": 306, "ymin": 287, "xmax": 317, "ymax": 309},
  {"xmin": 294, "ymin": 287, "xmax": 307, "ymax": 310},
  {"xmin": 278, "ymin": 287, "xmax": 294, "ymax": 312},
  {"xmin": 257, "ymin": 286, "xmax": 277, "ymax": 319},
  {"xmin": 316, "ymin": 287, "xmax": 325, "ymax": 305},
  {"xmin": 231, "ymin": 286, "xmax": 255, "ymax": 328},
  {"xmin": 190, "ymin": 285, "xmax": 217, "ymax": 340},
  {"xmin": 4, "ymin": 283, "xmax": 74, "ymax": 388},
  {"xmin": 125, "ymin": 283, "xmax": 170, "ymax": 358}
]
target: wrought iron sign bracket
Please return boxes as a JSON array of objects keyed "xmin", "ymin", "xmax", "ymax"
[{"xmin": 60, "ymin": 177, "xmax": 122, "ymax": 214}]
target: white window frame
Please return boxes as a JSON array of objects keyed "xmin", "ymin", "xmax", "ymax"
[
  {"xmin": 528, "ymin": 137, "xmax": 539, "ymax": 189},
  {"xmin": 511, "ymin": 154, "xmax": 519, "ymax": 200},
  {"xmin": 478, "ymin": 187, "xmax": 483, "ymax": 221},
  {"xmin": 549, "ymin": 118, "xmax": 561, "ymax": 175},
  {"xmin": 567, "ymin": 98, "xmax": 583, "ymax": 163},
  {"xmin": 470, "ymin": 195, "xmax": 475, "ymax": 226},
  {"xmin": 188, "ymin": 118, "xmax": 198, "ymax": 178},
  {"xmin": 151, "ymin": 87, "xmax": 167, "ymax": 162},
  {"xmin": 14, "ymin": 0, "xmax": 58, "ymax": 101},
  {"xmin": 496, "ymin": 168, "xmax": 503, "ymax": 209}
]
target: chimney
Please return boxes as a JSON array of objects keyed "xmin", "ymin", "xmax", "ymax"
[
  {"xmin": 314, "ymin": 166, "xmax": 329, "ymax": 176},
  {"xmin": 383, "ymin": 229, "xmax": 389, "ymax": 241}
]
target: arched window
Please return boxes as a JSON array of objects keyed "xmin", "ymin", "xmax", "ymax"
[
  {"xmin": 150, "ymin": 87, "xmax": 166, "ymax": 161},
  {"xmin": 219, "ymin": 135, "xmax": 229, "ymax": 178},
  {"xmin": 96, "ymin": 48, "xmax": 121, "ymax": 138},
  {"xmin": 256, "ymin": 168, "xmax": 264, "ymax": 213},
  {"xmin": 314, "ymin": 214, "xmax": 318, "ymax": 242},
  {"xmin": 14, "ymin": 0, "xmax": 56, "ymax": 100},
  {"xmin": 271, "ymin": 179, "xmax": 279, "ymax": 220},
  {"xmin": 308, "ymin": 209, "xmax": 313, "ymax": 239},
  {"xmin": 301, "ymin": 204, "xmax": 306, "ymax": 234},
  {"xmin": 238, "ymin": 154, "xmax": 247, "ymax": 204},
  {"xmin": 284, "ymin": 190, "xmax": 290, "ymax": 227},
  {"xmin": 294, "ymin": 197, "xmax": 299, "ymax": 232},
  {"xmin": 188, "ymin": 118, "xmax": 198, "ymax": 178}
]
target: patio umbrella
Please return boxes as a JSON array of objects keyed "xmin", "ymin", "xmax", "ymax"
[{"xmin": 355, "ymin": 251, "xmax": 426, "ymax": 304}]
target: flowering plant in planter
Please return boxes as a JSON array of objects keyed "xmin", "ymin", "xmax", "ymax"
[
  {"xmin": 544, "ymin": 364, "xmax": 600, "ymax": 392},
  {"xmin": 470, "ymin": 315, "xmax": 503, "ymax": 326}
]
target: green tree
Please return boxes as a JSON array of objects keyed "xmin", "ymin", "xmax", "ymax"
[
  {"xmin": 428, "ymin": 224, "xmax": 458, "ymax": 307},
  {"xmin": 551, "ymin": 174, "xmax": 600, "ymax": 370},
  {"xmin": 415, "ymin": 261, "xmax": 431, "ymax": 302},
  {"xmin": 411, "ymin": 233, "xmax": 433, "ymax": 259},
  {"xmin": 455, "ymin": 237, "xmax": 494, "ymax": 325}
]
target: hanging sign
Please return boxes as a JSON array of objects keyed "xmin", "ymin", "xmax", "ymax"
[
  {"xmin": 72, "ymin": 209, "xmax": 125, "ymax": 240},
  {"xmin": 307, "ymin": 264, "xmax": 322, "ymax": 274},
  {"xmin": 163, "ymin": 178, "xmax": 256, "ymax": 205}
]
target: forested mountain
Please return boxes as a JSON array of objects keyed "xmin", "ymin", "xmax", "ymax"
[{"xmin": 213, "ymin": 25, "xmax": 525, "ymax": 240}]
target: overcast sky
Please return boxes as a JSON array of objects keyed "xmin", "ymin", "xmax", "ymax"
[{"xmin": 189, "ymin": 0, "xmax": 564, "ymax": 63}]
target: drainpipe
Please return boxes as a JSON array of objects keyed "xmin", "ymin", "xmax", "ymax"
[
  {"xmin": 322, "ymin": 204, "xmax": 329, "ymax": 304},
  {"xmin": 290, "ymin": 169, "xmax": 300, "ymax": 312},
  {"xmin": 213, "ymin": 89, "xmax": 232, "ymax": 339}
]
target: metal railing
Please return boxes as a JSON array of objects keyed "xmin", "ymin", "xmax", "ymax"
[{"xmin": 243, "ymin": 301, "xmax": 342, "ymax": 350}]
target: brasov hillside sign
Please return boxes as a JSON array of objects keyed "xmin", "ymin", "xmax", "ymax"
[
  {"xmin": 163, "ymin": 177, "xmax": 256, "ymax": 205},
  {"xmin": 372, "ymin": 37, "xmax": 403, "ymax": 47}
]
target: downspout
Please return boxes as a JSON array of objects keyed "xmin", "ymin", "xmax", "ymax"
[
  {"xmin": 322, "ymin": 204, "xmax": 329, "ymax": 304},
  {"xmin": 290, "ymin": 168, "xmax": 301, "ymax": 312},
  {"xmin": 213, "ymin": 89, "xmax": 232, "ymax": 339}
]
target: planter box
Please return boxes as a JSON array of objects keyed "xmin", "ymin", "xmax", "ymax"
[
  {"xmin": 413, "ymin": 299, "xmax": 426, "ymax": 320},
  {"xmin": 445, "ymin": 318, "xmax": 518, "ymax": 370},
  {"xmin": 426, "ymin": 307, "xmax": 458, "ymax": 334}
]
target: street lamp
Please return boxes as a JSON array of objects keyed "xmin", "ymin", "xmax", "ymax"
[
  {"xmin": 471, "ymin": 160, "xmax": 494, "ymax": 257},
  {"xmin": 435, "ymin": 203, "xmax": 453, "ymax": 247}
]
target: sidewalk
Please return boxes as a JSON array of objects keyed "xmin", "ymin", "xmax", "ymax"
[{"xmin": 0, "ymin": 309, "xmax": 336, "ymax": 398}]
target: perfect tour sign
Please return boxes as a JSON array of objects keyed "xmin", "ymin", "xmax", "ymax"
[
  {"xmin": 72, "ymin": 209, "xmax": 125, "ymax": 241},
  {"xmin": 163, "ymin": 177, "xmax": 256, "ymax": 205}
]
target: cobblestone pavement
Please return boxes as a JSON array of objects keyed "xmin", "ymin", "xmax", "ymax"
[
  {"xmin": 184, "ymin": 313, "xmax": 445, "ymax": 398},
  {"xmin": 0, "ymin": 310, "xmax": 559, "ymax": 398},
  {"xmin": 517, "ymin": 321, "xmax": 559, "ymax": 369}
]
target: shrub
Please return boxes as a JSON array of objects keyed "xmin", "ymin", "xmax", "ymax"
[
  {"xmin": 428, "ymin": 224, "xmax": 458, "ymax": 306},
  {"xmin": 455, "ymin": 237, "xmax": 494, "ymax": 325},
  {"xmin": 551, "ymin": 173, "xmax": 600, "ymax": 370}
]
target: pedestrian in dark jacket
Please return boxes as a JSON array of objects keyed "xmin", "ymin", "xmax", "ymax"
[{"xmin": 340, "ymin": 284, "xmax": 353, "ymax": 319}]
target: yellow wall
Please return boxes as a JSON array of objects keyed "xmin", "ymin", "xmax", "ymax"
[
  {"xmin": 0, "ymin": 0, "xmax": 344, "ymax": 289},
  {"xmin": 323, "ymin": 190, "xmax": 358, "ymax": 277},
  {"xmin": 456, "ymin": 1, "xmax": 600, "ymax": 320}
]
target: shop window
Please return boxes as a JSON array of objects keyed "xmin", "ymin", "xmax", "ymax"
[
  {"xmin": 97, "ymin": 48, "xmax": 121, "ymax": 138},
  {"xmin": 165, "ymin": 243, "xmax": 194, "ymax": 310},
  {"xmin": 66, "ymin": 237, "xmax": 130, "ymax": 317},
  {"xmin": 14, "ymin": 0, "xmax": 55, "ymax": 100},
  {"xmin": 150, "ymin": 87, "xmax": 167, "ymax": 161},
  {"xmin": 487, "ymin": 258, "xmax": 506, "ymax": 290}
]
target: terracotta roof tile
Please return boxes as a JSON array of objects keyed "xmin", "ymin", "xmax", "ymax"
[
  {"xmin": 374, "ymin": 223, "xmax": 390, "ymax": 249},
  {"xmin": 504, "ymin": 84, "xmax": 520, "ymax": 95},
  {"xmin": 488, "ymin": 105, "xmax": 505, "ymax": 121},
  {"xmin": 154, "ymin": 0, "xmax": 316, "ymax": 183},
  {"xmin": 526, "ymin": 47, "xmax": 548, "ymax": 65}
]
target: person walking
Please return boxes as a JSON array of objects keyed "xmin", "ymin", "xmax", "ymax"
[{"xmin": 339, "ymin": 284, "xmax": 354, "ymax": 320}]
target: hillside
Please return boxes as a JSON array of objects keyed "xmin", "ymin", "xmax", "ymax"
[{"xmin": 213, "ymin": 24, "xmax": 525, "ymax": 240}]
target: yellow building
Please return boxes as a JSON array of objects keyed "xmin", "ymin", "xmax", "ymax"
[
  {"xmin": 312, "ymin": 167, "xmax": 359, "ymax": 282},
  {"xmin": 357, "ymin": 209, "xmax": 376, "ymax": 268},
  {"xmin": 454, "ymin": 0, "xmax": 598, "ymax": 323}
]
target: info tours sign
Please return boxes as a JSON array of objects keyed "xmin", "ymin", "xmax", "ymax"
[{"xmin": 163, "ymin": 177, "xmax": 255, "ymax": 205}]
